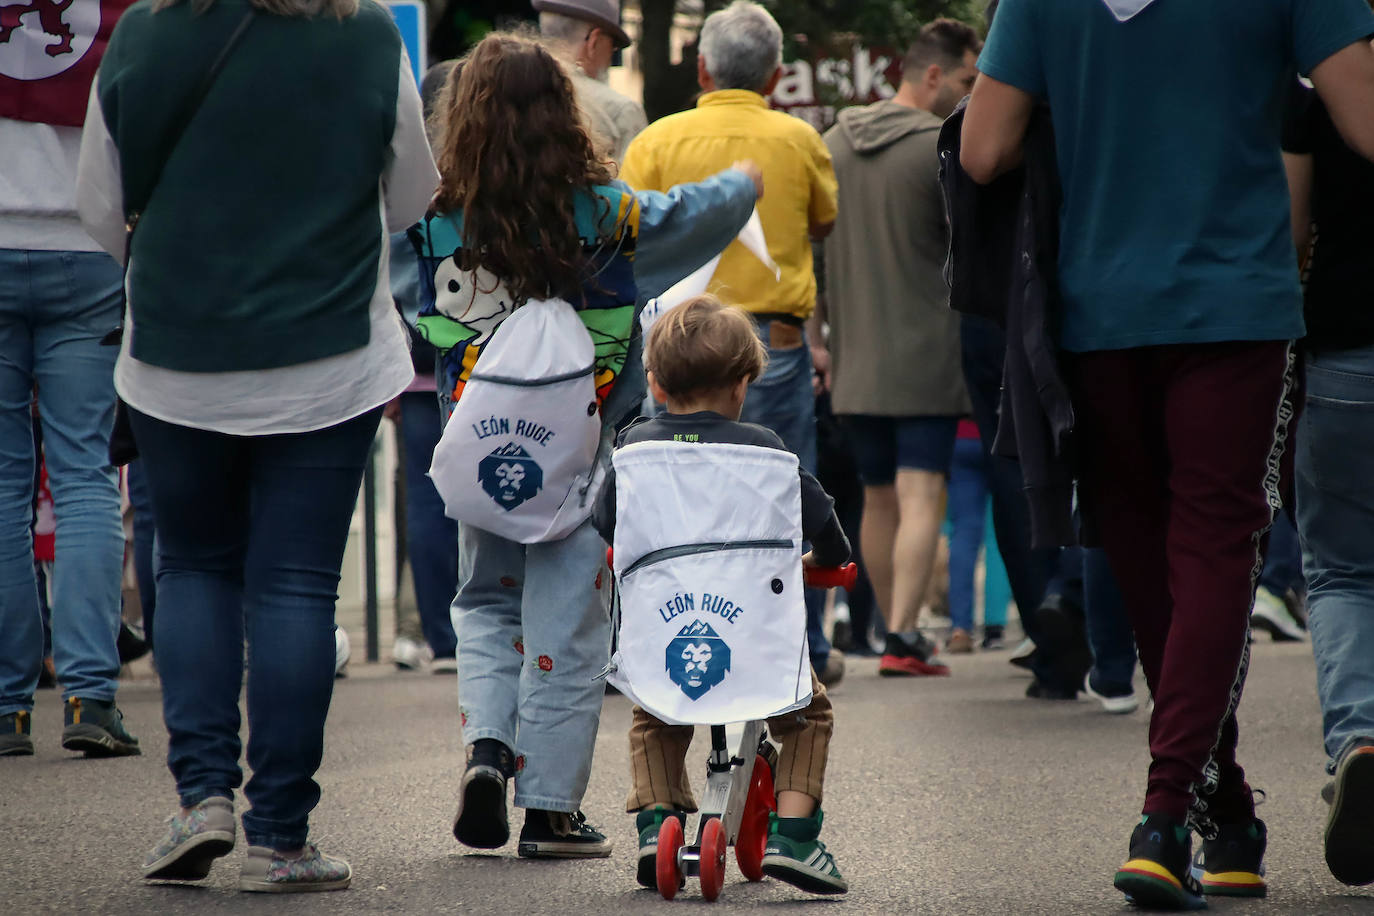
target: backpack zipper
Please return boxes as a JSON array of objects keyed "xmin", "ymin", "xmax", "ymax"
[{"xmin": 621, "ymin": 540, "xmax": 794, "ymax": 578}]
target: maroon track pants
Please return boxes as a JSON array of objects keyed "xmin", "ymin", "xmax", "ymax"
[{"xmin": 1070, "ymin": 340, "xmax": 1297, "ymax": 829}]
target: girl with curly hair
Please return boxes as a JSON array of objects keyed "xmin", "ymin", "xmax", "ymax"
[{"xmin": 413, "ymin": 32, "xmax": 761, "ymax": 857}]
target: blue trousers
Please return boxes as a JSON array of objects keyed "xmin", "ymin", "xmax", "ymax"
[{"xmin": 129, "ymin": 405, "xmax": 382, "ymax": 849}]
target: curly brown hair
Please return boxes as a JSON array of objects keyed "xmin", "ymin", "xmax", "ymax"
[{"xmin": 430, "ymin": 33, "xmax": 613, "ymax": 306}]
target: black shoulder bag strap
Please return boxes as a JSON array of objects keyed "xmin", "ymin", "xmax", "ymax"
[{"xmin": 105, "ymin": 7, "xmax": 257, "ymax": 465}]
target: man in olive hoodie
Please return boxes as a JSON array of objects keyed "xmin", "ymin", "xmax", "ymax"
[{"xmin": 820, "ymin": 19, "xmax": 978, "ymax": 677}]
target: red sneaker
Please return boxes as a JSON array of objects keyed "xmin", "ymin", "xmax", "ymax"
[{"xmin": 878, "ymin": 633, "xmax": 951, "ymax": 677}]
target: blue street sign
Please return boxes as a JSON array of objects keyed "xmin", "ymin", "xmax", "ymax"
[{"xmin": 386, "ymin": 1, "xmax": 427, "ymax": 85}]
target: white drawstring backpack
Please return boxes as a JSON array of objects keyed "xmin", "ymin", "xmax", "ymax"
[
  {"xmin": 607, "ymin": 441, "xmax": 813, "ymax": 725},
  {"xmin": 429, "ymin": 298, "xmax": 604, "ymax": 543}
]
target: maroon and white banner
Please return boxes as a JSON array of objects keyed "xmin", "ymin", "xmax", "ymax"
[
  {"xmin": 0, "ymin": 0, "xmax": 135, "ymax": 126},
  {"xmin": 770, "ymin": 45, "xmax": 902, "ymax": 132}
]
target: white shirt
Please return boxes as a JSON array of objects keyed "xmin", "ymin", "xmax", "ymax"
[{"xmin": 76, "ymin": 52, "xmax": 439, "ymax": 436}]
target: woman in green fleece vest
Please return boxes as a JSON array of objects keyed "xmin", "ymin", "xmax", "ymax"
[{"xmin": 76, "ymin": 0, "xmax": 440, "ymax": 893}]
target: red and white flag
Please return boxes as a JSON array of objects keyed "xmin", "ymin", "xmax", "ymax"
[{"xmin": 0, "ymin": 0, "xmax": 135, "ymax": 127}]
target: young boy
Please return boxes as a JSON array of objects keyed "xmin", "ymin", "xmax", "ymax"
[{"xmin": 593, "ymin": 295, "xmax": 850, "ymax": 895}]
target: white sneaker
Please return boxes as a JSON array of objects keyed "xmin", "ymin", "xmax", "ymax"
[
  {"xmin": 1009, "ymin": 637, "xmax": 1035, "ymax": 661},
  {"xmin": 1082, "ymin": 672, "xmax": 1140, "ymax": 714},
  {"xmin": 1252, "ymin": 586, "xmax": 1306, "ymax": 642},
  {"xmin": 392, "ymin": 635, "xmax": 430, "ymax": 670},
  {"xmin": 333, "ymin": 627, "xmax": 351, "ymax": 678},
  {"xmin": 430, "ymin": 656, "xmax": 458, "ymax": 675}
]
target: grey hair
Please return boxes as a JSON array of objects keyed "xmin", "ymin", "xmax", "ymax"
[
  {"xmin": 539, "ymin": 11, "xmax": 591, "ymax": 46},
  {"xmin": 698, "ymin": 1, "xmax": 782, "ymax": 93},
  {"xmin": 152, "ymin": 0, "xmax": 358, "ymax": 17}
]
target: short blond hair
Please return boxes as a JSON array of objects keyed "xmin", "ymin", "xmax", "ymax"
[{"xmin": 645, "ymin": 295, "xmax": 768, "ymax": 399}]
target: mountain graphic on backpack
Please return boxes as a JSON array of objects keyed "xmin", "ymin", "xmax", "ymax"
[{"xmin": 479, "ymin": 443, "xmax": 544, "ymax": 511}]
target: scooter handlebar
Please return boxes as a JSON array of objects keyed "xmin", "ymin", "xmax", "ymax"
[{"xmin": 803, "ymin": 562, "xmax": 858, "ymax": 590}]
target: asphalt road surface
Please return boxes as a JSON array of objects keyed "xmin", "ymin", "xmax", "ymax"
[{"xmin": 5, "ymin": 641, "xmax": 1372, "ymax": 915}]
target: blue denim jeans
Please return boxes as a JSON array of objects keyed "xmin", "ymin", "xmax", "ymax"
[
  {"xmin": 128, "ymin": 405, "xmax": 382, "ymax": 850},
  {"xmin": 1260, "ymin": 510, "xmax": 1303, "ymax": 597},
  {"xmin": 400, "ymin": 392, "xmax": 458, "ymax": 658},
  {"xmin": 0, "ymin": 249, "xmax": 124, "ymax": 715},
  {"xmin": 126, "ymin": 458, "xmax": 158, "ymax": 648},
  {"xmin": 1297, "ymin": 344, "xmax": 1374, "ymax": 770},
  {"xmin": 1082, "ymin": 548, "xmax": 1138, "ymax": 689},
  {"xmin": 454, "ymin": 517, "xmax": 611, "ymax": 811},
  {"xmin": 948, "ymin": 436, "xmax": 988, "ymax": 633},
  {"xmin": 738, "ymin": 331, "xmax": 830, "ymax": 667}
]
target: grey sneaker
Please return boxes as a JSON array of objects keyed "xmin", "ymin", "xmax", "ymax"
[
  {"xmin": 0, "ymin": 710, "xmax": 33, "ymax": 757},
  {"xmin": 239, "ymin": 843, "xmax": 351, "ymax": 893},
  {"xmin": 144, "ymin": 797, "xmax": 236, "ymax": 881},
  {"xmin": 62, "ymin": 697, "xmax": 140, "ymax": 757}
]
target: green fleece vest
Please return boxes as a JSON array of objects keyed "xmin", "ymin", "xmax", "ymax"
[{"xmin": 98, "ymin": 0, "xmax": 401, "ymax": 372}]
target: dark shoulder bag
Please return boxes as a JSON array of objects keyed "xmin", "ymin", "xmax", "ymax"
[{"xmin": 106, "ymin": 7, "xmax": 257, "ymax": 465}]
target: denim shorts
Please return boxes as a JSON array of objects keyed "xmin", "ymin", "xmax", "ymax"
[{"xmin": 840, "ymin": 414, "xmax": 959, "ymax": 485}]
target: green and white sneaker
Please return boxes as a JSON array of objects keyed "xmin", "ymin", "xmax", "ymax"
[
  {"xmin": 761, "ymin": 810, "xmax": 848, "ymax": 895},
  {"xmin": 635, "ymin": 808, "xmax": 686, "ymax": 887}
]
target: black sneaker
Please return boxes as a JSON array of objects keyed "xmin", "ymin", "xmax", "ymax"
[
  {"xmin": 1325, "ymin": 737, "xmax": 1374, "ymax": 886},
  {"xmin": 62, "ymin": 697, "xmax": 140, "ymax": 757},
  {"xmin": 1025, "ymin": 678, "xmax": 1078, "ymax": 700},
  {"xmin": 981, "ymin": 625, "xmax": 1006, "ymax": 650},
  {"xmin": 517, "ymin": 809, "xmax": 612, "ymax": 859},
  {"xmin": 635, "ymin": 808, "xmax": 686, "ymax": 887},
  {"xmin": 877, "ymin": 632, "xmax": 950, "ymax": 677},
  {"xmin": 1113, "ymin": 814, "xmax": 1205, "ymax": 910},
  {"xmin": 452, "ymin": 738, "xmax": 514, "ymax": 849},
  {"xmin": 1192, "ymin": 818, "xmax": 1266, "ymax": 897},
  {"xmin": 0, "ymin": 710, "xmax": 33, "ymax": 757},
  {"xmin": 118, "ymin": 621, "xmax": 150, "ymax": 664}
]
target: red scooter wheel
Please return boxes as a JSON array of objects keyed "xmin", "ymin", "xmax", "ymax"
[
  {"xmin": 735, "ymin": 754, "xmax": 776, "ymax": 882},
  {"xmin": 700, "ymin": 817, "xmax": 728, "ymax": 901},
  {"xmin": 656, "ymin": 814, "xmax": 685, "ymax": 900}
]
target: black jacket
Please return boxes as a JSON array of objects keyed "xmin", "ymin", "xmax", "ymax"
[{"xmin": 938, "ymin": 100, "xmax": 1079, "ymax": 547}]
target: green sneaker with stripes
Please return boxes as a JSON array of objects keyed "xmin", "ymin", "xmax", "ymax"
[{"xmin": 761, "ymin": 810, "xmax": 848, "ymax": 895}]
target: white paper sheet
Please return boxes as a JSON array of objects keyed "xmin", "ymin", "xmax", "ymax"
[{"xmin": 639, "ymin": 207, "xmax": 780, "ymax": 336}]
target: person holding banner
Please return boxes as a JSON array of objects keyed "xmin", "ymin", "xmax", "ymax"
[
  {"xmin": 0, "ymin": 0, "xmax": 140, "ymax": 760},
  {"xmin": 414, "ymin": 33, "xmax": 760, "ymax": 861}
]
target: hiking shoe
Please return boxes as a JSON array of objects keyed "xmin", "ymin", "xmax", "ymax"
[
  {"xmin": 981, "ymin": 625, "xmax": 1006, "ymax": 650},
  {"xmin": 817, "ymin": 650, "xmax": 845, "ymax": 688},
  {"xmin": 878, "ymin": 632, "xmax": 950, "ymax": 677},
  {"xmin": 1084, "ymin": 672, "xmax": 1140, "ymax": 714},
  {"xmin": 62, "ymin": 697, "xmax": 140, "ymax": 757},
  {"xmin": 1114, "ymin": 814, "xmax": 1205, "ymax": 910},
  {"xmin": 239, "ymin": 843, "xmax": 351, "ymax": 893},
  {"xmin": 1325, "ymin": 737, "xmax": 1374, "ymax": 885},
  {"xmin": 761, "ymin": 810, "xmax": 848, "ymax": 895},
  {"xmin": 1191, "ymin": 817, "xmax": 1266, "ymax": 897},
  {"xmin": 517, "ymin": 809, "xmax": 612, "ymax": 858},
  {"xmin": 453, "ymin": 738, "xmax": 514, "ymax": 849},
  {"xmin": 635, "ymin": 808, "xmax": 687, "ymax": 887},
  {"xmin": 1251, "ymin": 586, "xmax": 1306, "ymax": 642},
  {"xmin": 144, "ymin": 796, "xmax": 236, "ymax": 881},
  {"xmin": 946, "ymin": 628, "xmax": 974, "ymax": 654},
  {"xmin": 0, "ymin": 710, "xmax": 33, "ymax": 757}
]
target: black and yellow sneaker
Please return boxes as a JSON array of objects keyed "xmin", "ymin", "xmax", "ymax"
[
  {"xmin": 1192, "ymin": 818, "xmax": 1266, "ymax": 897},
  {"xmin": 761, "ymin": 810, "xmax": 848, "ymax": 895},
  {"xmin": 1113, "ymin": 814, "xmax": 1205, "ymax": 911},
  {"xmin": 1, "ymin": 710, "xmax": 33, "ymax": 757},
  {"xmin": 635, "ymin": 808, "xmax": 686, "ymax": 887},
  {"xmin": 62, "ymin": 697, "xmax": 140, "ymax": 758}
]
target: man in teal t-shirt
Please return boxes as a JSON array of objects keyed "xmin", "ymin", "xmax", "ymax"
[{"xmin": 962, "ymin": 0, "xmax": 1374, "ymax": 908}]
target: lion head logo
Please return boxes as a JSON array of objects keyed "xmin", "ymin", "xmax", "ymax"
[
  {"xmin": 665, "ymin": 620, "xmax": 731, "ymax": 700},
  {"xmin": 478, "ymin": 442, "xmax": 543, "ymax": 511}
]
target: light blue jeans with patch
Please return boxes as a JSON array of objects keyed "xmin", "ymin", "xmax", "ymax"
[
  {"xmin": 1298, "ymin": 344, "xmax": 1374, "ymax": 770},
  {"xmin": 0, "ymin": 249, "xmax": 125, "ymax": 715},
  {"xmin": 453, "ymin": 516, "xmax": 611, "ymax": 811}
]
